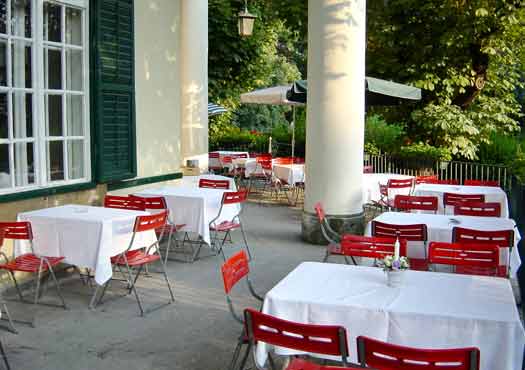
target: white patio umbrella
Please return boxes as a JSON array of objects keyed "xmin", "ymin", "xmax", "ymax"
[{"xmin": 240, "ymin": 86, "xmax": 304, "ymax": 158}]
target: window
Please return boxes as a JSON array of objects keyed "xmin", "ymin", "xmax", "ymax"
[{"xmin": 0, "ymin": 0, "xmax": 89, "ymax": 194}]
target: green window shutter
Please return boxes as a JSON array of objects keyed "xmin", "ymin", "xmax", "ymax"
[{"xmin": 91, "ymin": 0, "xmax": 136, "ymax": 183}]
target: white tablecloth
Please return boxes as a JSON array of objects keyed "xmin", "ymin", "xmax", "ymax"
[
  {"xmin": 209, "ymin": 151, "xmax": 249, "ymax": 169},
  {"xmin": 365, "ymin": 212, "xmax": 521, "ymax": 277},
  {"xmin": 136, "ymin": 177, "xmax": 240, "ymax": 245},
  {"xmin": 257, "ymin": 262, "xmax": 525, "ymax": 370},
  {"xmin": 362, "ymin": 173, "xmax": 414, "ymax": 203},
  {"xmin": 17, "ymin": 205, "xmax": 157, "ymax": 285},
  {"xmin": 414, "ymin": 184, "xmax": 509, "ymax": 218},
  {"xmin": 273, "ymin": 164, "xmax": 305, "ymax": 185}
]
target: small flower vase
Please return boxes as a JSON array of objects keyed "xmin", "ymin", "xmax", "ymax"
[{"xmin": 386, "ymin": 270, "xmax": 404, "ymax": 288}]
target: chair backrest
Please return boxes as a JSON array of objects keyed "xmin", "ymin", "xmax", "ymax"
[
  {"xmin": 426, "ymin": 179, "xmax": 460, "ymax": 185},
  {"xmin": 104, "ymin": 195, "xmax": 146, "ymax": 211},
  {"xmin": 464, "ymin": 179, "xmax": 499, "ymax": 187},
  {"xmin": 133, "ymin": 210, "xmax": 168, "ymax": 233},
  {"xmin": 274, "ymin": 157, "xmax": 294, "ymax": 165},
  {"xmin": 198, "ymin": 178, "xmax": 230, "ymax": 189},
  {"xmin": 129, "ymin": 195, "xmax": 167, "ymax": 210},
  {"xmin": 387, "ymin": 178, "xmax": 413, "ymax": 189},
  {"xmin": 0, "ymin": 221, "xmax": 33, "ymax": 240},
  {"xmin": 371, "ymin": 221, "xmax": 427, "ymax": 242},
  {"xmin": 453, "ymin": 201, "xmax": 501, "ymax": 217},
  {"xmin": 222, "ymin": 189, "xmax": 248, "ymax": 205},
  {"xmin": 443, "ymin": 193, "xmax": 485, "ymax": 208},
  {"xmin": 452, "ymin": 227, "xmax": 513, "ymax": 249},
  {"xmin": 232, "ymin": 153, "xmax": 249, "ymax": 159},
  {"xmin": 415, "ymin": 175, "xmax": 438, "ymax": 184},
  {"xmin": 357, "ymin": 336, "xmax": 480, "ymax": 370},
  {"xmin": 363, "ymin": 165, "xmax": 374, "ymax": 174},
  {"xmin": 428, "ymin": 242, "xmax": 501, "ymax": 277},
  {"xmin": 222, "ymin": 156, "xmax": 233, "ymax": 164},
  {"xmin": 221, "ymin": 250, "xmax": 249, "ymax": 294},
  {"xmin": 256, "ymin": 157, "xmax": 273, "ymax": 170},
  {"xmin": 340, "ymin": 235, "xmax": 407, "ymax": 259},
  {"xmin": 244, "ymin": 308, "xmax": 349, "ymax": 363},
  {"xmin": 394, "ymin": 195, "xmax": 438, "ymax": 213},
  {"xmin": 208, "ymin": 152, "xmax": 220, "ymax": 159}
]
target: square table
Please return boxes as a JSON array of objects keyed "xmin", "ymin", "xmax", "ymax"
[
  {"xmin": 17, "ymin": 205, "xmax": 157, "ymax": 285},
  {"xmin": 135, "ymin": 176, "xmax": 241, "ymax": 245},
  {"xmin": 414, "ymin": 183, "xmax": 509, "ymax": 217},
  {"xmin": 257, "ymin": 262, "xmax": 525, "ymax": 370},
  {"xmin": 273, "ymin": 164, "xmax": 305, "ymax": 185},
  {"xmin": 365, "ymin": 212, "xmax": 521, "ymax": 278}
]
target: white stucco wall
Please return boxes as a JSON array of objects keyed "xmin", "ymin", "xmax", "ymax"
[{"xmin": 134, "ymin": 0, "xmax": 182, "ymax": 178}]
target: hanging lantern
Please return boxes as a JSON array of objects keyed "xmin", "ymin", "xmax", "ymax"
[{"xmin": 238, "ymin": 0, "xmax": 257, "ymax": 37}]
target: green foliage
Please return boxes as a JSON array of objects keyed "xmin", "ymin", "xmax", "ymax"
[
  {"xmin": 209, "ymin": 122, "xmax": 269, "ymax": 152},
  {"xmin": 364, "ymin": 142, "xmax": 380, "ymax": 156},
  {"xmin": 398, "ymin": 143, "xmax": 452, "ymax": 162},
  {"xmin": 478, "ymin": 132, "xmax": 522, "ymax": 164},
  {"xmin": 364, "ymin": 114, "xmax": 405, "ymax": 153},
  {"xmin": 367, "ymin": 1, "xmax": 525, "ymax": 160},
  {"xmin": 510, "ymin": 152, "xmax": 525, "ymax": 185}
]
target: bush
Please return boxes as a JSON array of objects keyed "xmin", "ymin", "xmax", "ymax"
[
  {"xmin": 477, "ymin": 132, "xmax": 522, "ymax": 165},
  {"xmin": 365, "ymin": 114, "xmax": 405, "ymax": 153},
  {"xmin": 398, "ymin": 143, "xmax": 452, "ymax": 162}
]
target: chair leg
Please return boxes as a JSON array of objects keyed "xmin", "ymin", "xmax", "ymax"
[
  {"xmin": 0, "ymin": 340, "xmax": 11, "ymax": 370},
  {"xmin": 123, "ymin": 263, "xmax": 145, "ymax": 316},
  {"xmin": 322, "ymin": 250, "xmax": 330, "ymax": 263},
  {"xmin": 237, "ymin": 341, "xmax": 252, "ymax": 370},
  {"xmin": 157, "ymin": 256, "xmax": 175, "ymax": 303},
  {"xmin": 9, "ymin": 272, "xmax": 24, "ymax": 302},
  {"xmin": 239, "ymin": 222, "xmax": 252, "ymax": 261},
  {"xmin": 46, "ymin": 262, "xmax": 67, "ymax": 309},
  {"xmin": 1, "ymin": 303, "xmax": 17, "ymax": 334},
  {"xmin": 163, "ymin": 228, "xmax": 174, "ymax": 265},
  {"xmin": 228, "ymin": 337, "xmax": 244, "ymax": 370}
]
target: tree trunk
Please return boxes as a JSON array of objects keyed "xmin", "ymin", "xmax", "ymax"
[{"xmin": 452, "ymin": 44, "xmax": 489, "ymax": 109}]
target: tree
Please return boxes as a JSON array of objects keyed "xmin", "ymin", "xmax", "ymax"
[{"xmin": 367, "ymin": 0, "xmax": 525, "ymax": 159}]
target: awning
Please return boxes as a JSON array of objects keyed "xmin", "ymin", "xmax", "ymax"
[
  {"xmin": 287, "ymin": 77, "xmax": 422, "ymax": 106},
  {"xmin": 240, "ymin": 86, "xmax": 305, "ymax": 106},
  {"xmin": 208, "ymin": 102, "xmax": 228, "ymax": 116}
]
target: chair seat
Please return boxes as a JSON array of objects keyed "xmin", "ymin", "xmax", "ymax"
[
  {"xmin": 409, "ymin": 258, "xmax": 429, "ymax": 271},
  {"xmin": 0, "ymin": 253, "xmax": 64, "ymax": 273},
  {"xmin": 211, "ymin": 221, "xmax": 241, "ymax": 232},
  {"xmin": 111, "ymin": 250, "xmax": 160, "ymax": 266},
  {"xmin": 286, "ymin": 358, "xmax": 360, "ymax": 370}
]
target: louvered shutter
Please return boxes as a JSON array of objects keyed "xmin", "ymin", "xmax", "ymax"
[{"xmin": 91, "ymin": 0, "xmax": 136, "ymax": 183}]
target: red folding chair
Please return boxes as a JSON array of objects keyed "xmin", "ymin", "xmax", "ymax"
[
  {"xmin": 339, "ymin": 235, "xmax": 407, "ymax": 265},
  {"xmin": 453, "ymin": 201, "xmax": 501, "ymax": 217},
  {"xmin": 415, "ymin": 175, "xmax": 438, "ymax": 184},
  {"xmin": 129, "ymin": 195, "xmax": 187, "ymax": 263},
  {"xmin": 209, "ymin": 190, "xmax": 251, "ymax": 261},
  {"xmin": 452, "ymin": 227, "xmax": 514, "ymax": 276},
  {"xmin": 198, "ymin": 178, "xmax": 230, "ymax": 189},
  {"xmin": 285, "ymin": 358, "xmax": 364, "ymax": 370},
  {"xmin": 94, "ymin": 210, "xmax": 175, "ymax": 316},
  {"xmin": 363, "ymin": 165, "xmax": 374, "ymax": 174},
  {"xmin": 394, "ymin": 195, "xmax": 439, "ymax": 214},
  {"xmin": 248, "ymin": 157, "xmax": 273, "ymax": 193},
  {"xmin": 221, "ymin": 251, "xmax": 263, "ymax": 370},
  {"xmin": 104, "ymin": 195, "xmax": 145, "ymax": 210},
  {"xmin": 243, "ymin": 308, "xmax": 352, "ymax": 370},
  {"xmin": 464, "ymin": 179, "xmax": 499, "ymax": 187},
  {"xmin": 376, "ymin": 178, "xmax": 413, "ymax": 209},
  {"xmin": 371, "ymin": 221, "xmax": 428, "ymax": 271},
  {"xmin": 443, "ymin": 193, "xmax": 485, "ymax": 212},
  {"xmin": 427, "ymin": 179, "xmax": 460, "ymax": 185},
  {"xmin": 208, "ymin": 152, "xmax": 222, "ymax": 173},
  {"xmin": 357, "ymin": 336, "xmax": 480, "ymax": 370},
  {"xmin": 429, "ymin": 242, "xmax": 503, "ymax": 277},
  {"xmin": 0, "ymin": 222, "xmax": 67, "ymax": 329},
  {"xmin": 315, "ymin": 203, "xmax": 352, "ymax": 264}
]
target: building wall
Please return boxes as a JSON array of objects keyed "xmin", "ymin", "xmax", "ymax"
[{"xmin": 134, "ymin": 0, "xmax": 182, "ymax": 178}]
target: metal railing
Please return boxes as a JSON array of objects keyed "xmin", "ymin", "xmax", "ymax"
[{"xmin": 365, "ymin": 153, "xmax": 513, "ymax": 192}]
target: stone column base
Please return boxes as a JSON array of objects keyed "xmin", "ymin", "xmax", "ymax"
[{"xmin": 301, "ymin": 210, "xmax": 365, "ymax": 245}]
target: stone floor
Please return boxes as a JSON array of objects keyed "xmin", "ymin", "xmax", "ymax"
[{"xmin": 2, "ymin": 202, "xmax": 323, "ymax": 370}]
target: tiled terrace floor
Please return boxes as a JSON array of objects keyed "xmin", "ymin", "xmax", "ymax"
[{"xmin": 3, "ymin": 202, "xmax": 322, "ymax": 370}]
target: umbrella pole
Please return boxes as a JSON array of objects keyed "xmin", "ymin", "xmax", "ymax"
[{"xmin": 291, "ymin": 106, "xmax": 296, "ymax": 160}]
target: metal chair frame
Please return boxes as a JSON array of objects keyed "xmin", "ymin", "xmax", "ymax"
[
  {"xmin": 453, "ymin": 201, "xmax": 501, "ymax": 217},
  {"xmin": 208, "ymin": 190, "xmax": 252, "ymax": 261},
  {"xmin": 221, "ymin": 251, "xmax": 264, "ymax": 370},
  {"xmin": 357, "ymin": 336, "xmax": 480, "ymax": 370},
  {"xmin": 0, "ymin": 222, "xmax": 67, "ymax": 330},
  {"xmin": 0, "ymin": 340, "xmax": 10, "ymax": 370},
  {"xmin": 243, "ymin": 308, "xmax": 352, "ymax": 370},
  {"xmin": 93, "ymin": 210, "xmax": 175, "ymax": 316},
  {"xmin": 315, "ymin": 203, "xmax": 353, "ymax": 265},
  {"xmin": 428, "ymin": 242, "xmax": 503, "ymax": 277}
]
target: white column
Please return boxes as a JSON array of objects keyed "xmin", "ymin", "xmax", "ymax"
[
  {"xmin": 303, "ymin": 0, "xmax": 366, "ymax": 241},
  {"xmin": 180, "ymin": 0, "xmax": 209, "ymax": 170}
]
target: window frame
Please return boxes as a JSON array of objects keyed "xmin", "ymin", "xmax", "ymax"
[{"xmin": 0, "ymin": 0, "xmax": 90, "ymax": 196}]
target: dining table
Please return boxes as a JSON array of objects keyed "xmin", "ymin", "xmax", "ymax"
[
  {"xmin": 273, "ymin": 163, "xmax": 305, "ymax": 185},
  {"xmin": 413, "ymin": 183, "xmax": 510, "ymax": 217},
  {"xmin": 135, "ymin": 175, "xmax": 240, "ymax": 245},
  {"xmin": 256, "ymin": 262, "xmax": 525, "ymax": 370},
  {"xmin": 16, "ymin": 204, "xmax": 157, "ymax": 286},
  {"xmin": 209, "ymin": 151, "xmax": 249, "ymax": 170},
  {"xmin": 365, "ymin": 211, "xmax": 521, "ymax": 278}
]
